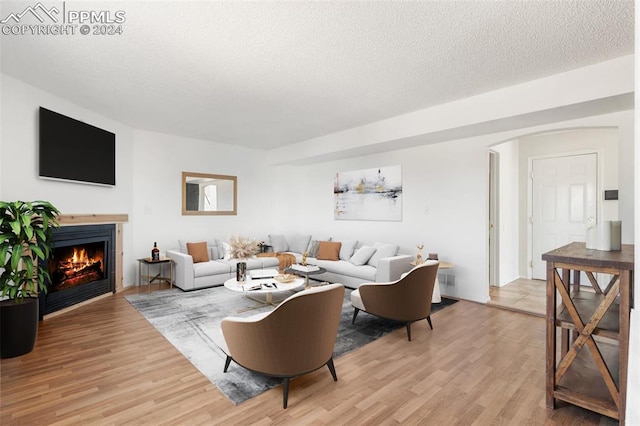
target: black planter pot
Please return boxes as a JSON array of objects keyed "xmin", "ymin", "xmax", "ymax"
[{"xmin": 0, "ymin": 297, "xmax": 39, "ymax": 358}]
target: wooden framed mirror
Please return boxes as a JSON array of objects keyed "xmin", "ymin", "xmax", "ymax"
[{"xmin": 182, "ymin": 172, "xmax": 237, "ymax": 215}]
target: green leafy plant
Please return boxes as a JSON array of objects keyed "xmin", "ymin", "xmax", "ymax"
[{"xmin": 0, "ymin": 201, "xmax": 60, "ymax": 301}]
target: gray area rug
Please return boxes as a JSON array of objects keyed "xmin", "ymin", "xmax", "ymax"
[{"xmin": 125, "ymin": 286, "xmax": 456, "ymax": 404}]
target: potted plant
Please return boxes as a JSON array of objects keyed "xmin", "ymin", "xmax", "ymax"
[{"xmin": 0, "ymin": 200, "xmax": 60, "ymax": 358}]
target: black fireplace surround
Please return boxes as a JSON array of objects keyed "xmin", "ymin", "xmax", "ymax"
[{"xmin": 39, "ymin": 224, "xmax": 116, "ymax": 318}]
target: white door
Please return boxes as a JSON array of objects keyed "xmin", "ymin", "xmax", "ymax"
[{"xmin": 531, "ymin": 153, "xmax": 597, "ymax": 279}]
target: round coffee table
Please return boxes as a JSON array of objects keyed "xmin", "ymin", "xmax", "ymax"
[{"xmin": 223, "ymin": 276, "xmax": 304, "ymax": 306}]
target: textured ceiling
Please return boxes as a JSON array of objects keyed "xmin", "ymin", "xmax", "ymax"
[{"xmin": 0, "ymin": 1, "xmax": 634, "ymax": 149}]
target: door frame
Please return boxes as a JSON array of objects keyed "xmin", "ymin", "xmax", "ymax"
[
  {"xmin": 526, "ymin": 148, "xmax": 602, "ymax": 279},
  {"xmin": 488, "ymin": 150, "xmax": 499, "ymax": 287}
]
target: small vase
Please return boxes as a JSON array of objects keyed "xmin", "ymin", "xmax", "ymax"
[{"xmin": 236, "ymin": 262, "xmax": 247, "ymax": 282}]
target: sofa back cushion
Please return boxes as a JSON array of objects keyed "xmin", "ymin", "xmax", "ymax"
[
  {"xmin": 289, "ymin": 234, "xmax": 311, "ymax": 254},
  {"xmin": 187, "ymin": 241, "xmax": 210, "ymax": 263},
  {"xmin": 367, "ymin": 242, "xmax": 399, "ymax": 267},
  {"xmin": 269, "ymin": 234, "xmax": 289, "ymax": 253},
  {"xmin": 317, "ymin": 241, "xmax": 341, "ymax": 261}
]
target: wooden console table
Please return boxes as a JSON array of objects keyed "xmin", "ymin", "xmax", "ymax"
[{"xmin": 542, "ymin": 242, "xmax": 634, "ymax": 424}]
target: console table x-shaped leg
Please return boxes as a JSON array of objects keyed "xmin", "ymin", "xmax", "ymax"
[{"xmin": 546, "ymin": 261, "xmax": 631, "ymax": 422}]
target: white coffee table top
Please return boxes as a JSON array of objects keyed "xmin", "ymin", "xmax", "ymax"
[{"xmin": 224, "ymin": 277, "xmax": 304, "ymax": 294}]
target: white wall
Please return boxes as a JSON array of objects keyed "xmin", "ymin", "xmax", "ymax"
[
  {"xmin": 130, "ymin": 129, "xmax": 279, "ymax": 285},
  {"xmin": 514, "ymin": 127, "xmax": 622, "ymax": 278},
  {"xmin": 0, "ymin": 73, "xmax": 135, "ymax": 283},
  {"xmin": 274, "ymin": 111, "xmax": 634, "ymax": 304},
  {"xmin": 0, "ymin": 74, "xmax": 278, "ymax": 286}
]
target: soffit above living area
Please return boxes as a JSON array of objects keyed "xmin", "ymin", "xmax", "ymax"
[{"xmin": 0, "ymin": 1, "xmax": 634, "ymax": 151}]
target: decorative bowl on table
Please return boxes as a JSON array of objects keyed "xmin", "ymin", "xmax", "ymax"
[{"xmin": 274, "ymin": 274, "xmax": 296, "ymax": 283}]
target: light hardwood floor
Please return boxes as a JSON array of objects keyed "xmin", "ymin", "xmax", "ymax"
[
  {"xmin": 488, "ymin": 278, "xmax": 547, "ymax": 317},
  {"xmin": 1, "ymin": 284, "xmax": 615, "ymax": 425}
]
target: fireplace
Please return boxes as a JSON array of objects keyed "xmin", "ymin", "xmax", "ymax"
[{"xmin": 39, "ymin": 224, "xmax": 116, "ymax": 318}]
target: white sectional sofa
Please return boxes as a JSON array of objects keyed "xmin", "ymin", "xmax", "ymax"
[
  {"xmin": 167, "ymin": 235, "xmax": 414, "ymax": 291},
  {"xmin": 268, "ymin": 234, "xmax": 414, "ymax": 289},
  {"xmin": 167, "ymin": 239, "xmax": 279, "ymax": 291}
]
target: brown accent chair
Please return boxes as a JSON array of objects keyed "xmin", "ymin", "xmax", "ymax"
[
  {"xmin": 350, "ymin": 261, "xmax": 439, "ymax": 341},
  {"xmin": 218, "ymin": 283, "xmax": 345, "ymax": 408}
]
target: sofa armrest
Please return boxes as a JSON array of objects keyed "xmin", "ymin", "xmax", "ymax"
[
  {"xmin": 375, "ymin": 254, "xmax": 413, "ymax": 282},
  {"xmin": 167, "ymin": 250, "xmax": 195, "ymax": 290}
]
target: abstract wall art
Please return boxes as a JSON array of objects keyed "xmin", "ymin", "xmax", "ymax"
[{"xmin": 334, "ymin": 165, "xmax": 402, "ymax": 221}]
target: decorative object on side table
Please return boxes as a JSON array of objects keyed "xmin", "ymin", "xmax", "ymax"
[
  {"xmin": 0, "ymin": 200, "xmax": 60, "ymax": 358},
  {"xmin": 301, "ymin": 251, "xmax": 308, "ymax": 266},
  {"xmin": 415, "ymin": 243, "xmax": 424, "ymax": 265},
  {"xmin": 151, "ymin": 241, "xmax": 160, "ymax": 260}
]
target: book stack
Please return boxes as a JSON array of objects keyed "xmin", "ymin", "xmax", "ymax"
[{"xmin": 291, "ymin": 263, "xmax": 320, "ymax": 272}]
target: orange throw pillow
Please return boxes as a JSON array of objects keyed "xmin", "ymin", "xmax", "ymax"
[
  {"xmin": 317, "ymin": 241, "xmax": 341, "ymax": 261},
  {"xmin": 187, "ymin": 241, "xmax": 209, "ymax": 263}
]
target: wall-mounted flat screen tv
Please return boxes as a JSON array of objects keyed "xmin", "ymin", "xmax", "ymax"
[{"xmin": 39, "ymin": 107, "xmax": 116, "ymax": 186}]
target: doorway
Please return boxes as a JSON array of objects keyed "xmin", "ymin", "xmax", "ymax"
[{"xmin": 487, "ymin": 127, "xmax": 618, "ymax": 316}]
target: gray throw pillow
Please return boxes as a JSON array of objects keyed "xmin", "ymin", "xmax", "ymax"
[
  {"xmin": 307, "ymin": 240, "xmax": 321, "ymax": 258},
  {"xmin": 350, "ymin": 246, "xmax": 377, "ymax": 266},
  {"xmin": 306, "ymin": 236, "xmax": 330, "ymax": 253},
  {"xmin": 268, "ymin": 234, "xmax": 289, "ymax": 253}
]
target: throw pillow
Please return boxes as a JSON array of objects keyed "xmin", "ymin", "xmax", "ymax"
[
  {"xmin": 207, "ymin": 244, "xmax": 220, "ymax": 260},
  {"xmin": 269, "ymin": 234, "xmax": 290, "ymax": 253},
  {"xmin": 207, "ymin": 239, "xmax": 222, "ymax": 260},
  {"xmin": 367, "ymin": 242, "xmax": 399, "ymax": 268},
  {"xmin": 307, "ymin": 240, "xmax": 321, "ymax": 258},
  {"xmin": 350, "ymin": 246, "xmax": 377, "ymax": 266},
  {"xmin": 187, "ymin": 241, "xmax": 209, "ymax": 263},
  {"xmin": 339, "ymin": 240, "xmax": 358, "ymax": 261},
  {"xmin": 306, "ymin": 236, "xmax": 330, "ymax": 253},
  {"xmin": 317, "ymin": 241, "xmax": 341, "ymax": 261},
  {"xmin": 289, "ymin": 234, "xmax": 312, "ymax": 254},
  {"xmin": 222, "ymin": 242, "xmax": 232, "ymax": 260}
]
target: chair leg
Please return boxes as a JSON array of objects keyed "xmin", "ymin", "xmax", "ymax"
[
  {"xmin": 352, "ymin": 308, "xmax": 360, "ymax": 324},
  {"xmin": 283, "ymin": 377, "xmax": 290, "ymax": 409},
  {"xmin": 223, "ymin": 355, "xmax": 232, "ymax": 372},
  {"xmin": 406, "ymin": 322, "xmax": 412, "ymax": 341},
  {"xmin": 426, "ymin": 316, "xmax": 433, "ymax": 329},
  {"xmin": 326, "ymin": 357, "xmax": 338, "ymax": 381}
]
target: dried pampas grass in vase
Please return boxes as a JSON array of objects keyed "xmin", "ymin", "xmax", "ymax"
[{"xmin": 228, "ymin": 234, "xmax": 260, "ymax": 260}]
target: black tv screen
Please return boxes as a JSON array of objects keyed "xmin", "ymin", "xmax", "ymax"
[{"xmin": 39, "ymin": 107, "xmax": 116, "ymax": 186}]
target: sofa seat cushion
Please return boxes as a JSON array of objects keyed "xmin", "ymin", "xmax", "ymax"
[
  {"xmin": 193, "ymin": 260, "xmax": 232, "ymax": 278},
  {"xmin": 314, "ymin": 259, "xmax": 376, "ymax": 281}
]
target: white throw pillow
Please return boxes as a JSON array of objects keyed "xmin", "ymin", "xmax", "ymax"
[
  {"xmin": 339, "ymin": 240, "xmax": 359, "ymax": 261},
  {"xmin": 222, "ymin": 242, "xmax": 232, "ymax": 260},
  {"xmin": 350, "ymin": 246, "xmax": 377, "ymax": 266},
  {"xmin": 289, "ymin": 235, "xmax": 312, "ymax": 254},
  {"xmin": 268, "ymin": 234, "xmax": 289, "ymax": 253},
  {"xmin": 367, "ymin": 242, "xmax": 399, "ymax": 268}
]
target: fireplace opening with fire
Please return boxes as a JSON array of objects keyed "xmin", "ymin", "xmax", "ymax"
[{"xmin": 49, "ymin": 242, "xmax": 105, "ymax": 292}]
